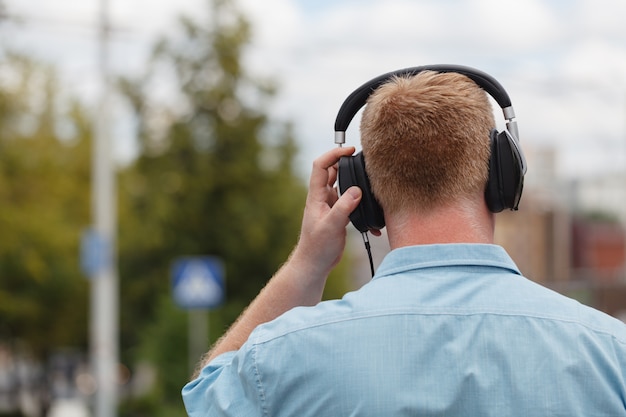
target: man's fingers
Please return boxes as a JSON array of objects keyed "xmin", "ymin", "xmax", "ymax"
[
  {"xmin": 309, "ymin": 147, "xmax": 355, "ymax": 192},
  {"xmin": 328, "ymin": 165, "xmax": 338, "ymax": 188},
  {"xmin": 327, "ymin": 186, "xmax": 361, "ymax": 227}
]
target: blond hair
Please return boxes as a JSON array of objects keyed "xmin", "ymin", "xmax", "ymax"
[{"xmin": 360, "ymin": 71, "xmax": 495, "ymax": 214}]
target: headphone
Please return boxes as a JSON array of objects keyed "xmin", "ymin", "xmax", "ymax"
[{"xmin": 336, "ymin": 64, "xmax": 527, "ymax": 233}]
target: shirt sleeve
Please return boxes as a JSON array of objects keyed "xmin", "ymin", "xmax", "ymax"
[{"xmin": 182, "ymin": 346, "xmax": 265, "ymax": 417}]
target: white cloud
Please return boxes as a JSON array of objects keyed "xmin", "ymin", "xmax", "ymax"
[
  {"xmin": 559, "ymin": 40, "xmax": 626, "ymax": 86},
  {"xmin": 236, "ymin": 0, "xmax": 626, "ymax": 178},
  {"xmin": 575, "ymin": 0, "xmax": 626, "ymax": 39},
  {"xmin": 471, "ymin": 0, "xmax": 563, "ymax": 48}
]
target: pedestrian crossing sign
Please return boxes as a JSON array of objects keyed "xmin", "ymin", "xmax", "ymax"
[{"xmin": 171, "ymin": 257, "xmax": 225, "ymax": 309}]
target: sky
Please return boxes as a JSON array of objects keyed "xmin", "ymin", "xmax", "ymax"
[{"xmin": 1, "ymin": 0, "xmax": 626, "ymax": 183}]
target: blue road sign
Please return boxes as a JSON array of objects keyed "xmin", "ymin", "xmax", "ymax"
[
  {"xmin": 80, "ymin": 228, "xmax": 111, "ymax": 278},
  {"xmin": 171, "ymin": 257, "xmax": 225, "ymax": 309}
]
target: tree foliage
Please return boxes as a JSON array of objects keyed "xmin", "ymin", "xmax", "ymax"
[
  {"xmin": 0, "ymin": 53, "xmax": 91, "ymax": 356},
  {"xmin": 0, "ymin": 0, "xmax": 356, "ymax": 414},
  {"xmin": 116, "ymin": 0, "xmax": 307, "ymax": 411}
]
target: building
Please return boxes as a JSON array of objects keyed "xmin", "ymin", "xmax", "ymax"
[{"xmin": 495, "ymin": 145, "xmax": 626, "ymax": 319}]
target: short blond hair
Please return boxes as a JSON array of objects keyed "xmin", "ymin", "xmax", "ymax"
[{"xmin": 360, "ymin": 71, "xmax": 495, "ymax": 214}]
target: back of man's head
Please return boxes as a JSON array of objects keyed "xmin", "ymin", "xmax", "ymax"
[{"xmin": 360, "ymin": 71, "xmax": 495, "ymax": 216}]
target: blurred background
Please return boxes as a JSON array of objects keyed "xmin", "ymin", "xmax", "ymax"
[{"xmin": 1, "ymin": 0, "xmax": 625, "ymax": 416}]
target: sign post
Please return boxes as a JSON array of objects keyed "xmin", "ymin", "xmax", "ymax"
[{"xmin": 171, "ymin": 257, "xmax": 225, "ymax": 373}]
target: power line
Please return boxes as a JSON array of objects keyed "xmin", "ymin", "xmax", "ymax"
[{"xmin": 0, "ymin": 2, "xmax": 130, "ymax": 38}]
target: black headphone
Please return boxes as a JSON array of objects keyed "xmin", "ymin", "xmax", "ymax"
[{"xmin": 336, "ymin": 64, "xmax": 527, "ymax": 233}]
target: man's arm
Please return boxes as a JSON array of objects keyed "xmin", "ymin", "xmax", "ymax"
[{"xmin": 191, "ymin": 146, "xmax": 362, "ymax": 377}]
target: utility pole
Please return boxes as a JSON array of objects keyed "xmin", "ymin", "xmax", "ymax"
[
  {"xmin": 0, "ymin": 1, "xmax": 9, "ymax": 23},
  {"xmin": 90, "ymin": 0, "xmax": 118, "ymax": 415}
]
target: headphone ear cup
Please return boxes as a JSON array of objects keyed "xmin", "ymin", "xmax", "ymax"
[
  {"xmin": 485, "ymin": 129, "xmax": 524, "ymax": 213},
  {"xmin": 338, "ymin": 152, "xmax": 385, "ymax": 232}
]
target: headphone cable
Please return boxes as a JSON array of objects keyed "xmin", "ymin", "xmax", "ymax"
[{"xmin": 361, "ymin": 232, "xmax": 375, "ymax": 278}]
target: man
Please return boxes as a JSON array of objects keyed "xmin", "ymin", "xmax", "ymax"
[{"xmin": 183, "ymin": 70, "xmax": 626, "ymax": 416}]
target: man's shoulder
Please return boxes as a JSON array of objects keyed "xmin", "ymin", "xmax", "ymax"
[
  {"xmin": 572, "ymin": 300, "xmax": 626, "ymax": 343},
  {"xmin": 249, "ymin": 296, "xmax": 358, "ymax": 345}
]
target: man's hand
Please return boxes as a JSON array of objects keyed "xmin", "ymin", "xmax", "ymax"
[
  {"xmin": 192, "ymin": 147, "xmax": 362, "ymax": 372},
  {"xmin": 289, "ymin": 146, "xmax": 363, "ymax": 285}
]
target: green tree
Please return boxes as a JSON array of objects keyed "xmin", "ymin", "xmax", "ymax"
[
  {"xmin": 0, "ymin": 3, "xmax": 357, "ymax": 414},
  {"xmin": 116, "ymin": 0, "xmax": 309, "ymax": 412},
  {"xmin": 0, "ymin": 53, "xmax": 91, "ymax": 356}
]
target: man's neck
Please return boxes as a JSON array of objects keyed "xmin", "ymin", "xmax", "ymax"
[{"xmin": 385, "ymin": 199, "xmax": 495, "ymax": 250}]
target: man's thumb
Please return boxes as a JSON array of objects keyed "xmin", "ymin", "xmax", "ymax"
[{"xmin": 332, "ymin": 186, "xmax": 362, "ymax": 221}]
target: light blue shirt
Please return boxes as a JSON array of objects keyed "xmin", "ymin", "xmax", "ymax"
[{"xmin": 183, "ymin": 244, "xmax": 626, "ymax": 416}]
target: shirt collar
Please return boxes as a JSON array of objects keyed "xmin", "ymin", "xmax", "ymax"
[{"xmin": 374, "ymin": 243, "xmax": 522, "ymax": 279}]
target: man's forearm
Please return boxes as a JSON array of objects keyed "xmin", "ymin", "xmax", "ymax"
[
  {"xmin": 192, "ymin": 250, "xmax": 328, "ymax": 376},
  {"xmin": 190, "ymin": 147, "xmax": 362, "ymax": 379}
]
